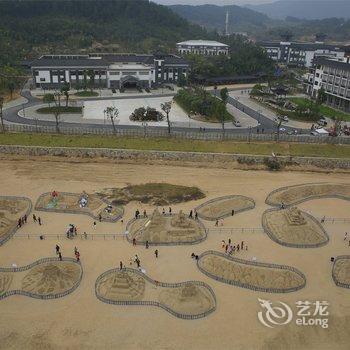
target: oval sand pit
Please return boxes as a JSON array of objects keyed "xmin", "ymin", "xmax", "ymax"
[
  {"xmin": 266, "ymin": 183, "xmax": 350, "ymax": 207},
  {"xmin": 35, "ymin": 191, "xmax": 123, "ymax": 222},
  {"xmin": 262, "ymin": 207, "xmax": 329, "ymax": 248},
  {"xmin": 0, "ymin": 196, "xmax": 32, "ymax": 246},
  {"xmin": 197, "ymin": 251, "xmax": 306, "ymax": 293},
  {"xmin": 195, "ymin": 195, "xmax": 255, "ymax": 221},
  {"xmin": 332, "ymin": 256, "xmax": 350, "ymax": 289},
  {"xmin": 127, "ymin": 209, "xmax": 206, "ymax": 245},
  {"xmin": 95, "ymin": 268, "xmax": 216, "ymax": 319},
  {"xmin": 0, "ymin": 257, "xmax": 83, "ymax": 300}
]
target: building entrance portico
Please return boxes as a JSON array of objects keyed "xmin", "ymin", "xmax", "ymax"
[{"xmin": 121, "ymin": 75, "xmax": 140, "ymax": 89}]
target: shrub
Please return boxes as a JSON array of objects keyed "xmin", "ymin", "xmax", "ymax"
[{"xmin": 264, "ymin": 157, "xmax": 283, "ymax": 171}]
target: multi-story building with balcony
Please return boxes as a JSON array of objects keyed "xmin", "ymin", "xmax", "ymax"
[
  {"xmin": 304, "ymin": 57, "xmax": 350, "ymax": 112},
  {"xmin": 176, "ymin": 40, "xmax": 229, "ymax": 56},
  {"xmin": 259, "ymin": 41, "xmax": 345, "ymax": 68}
]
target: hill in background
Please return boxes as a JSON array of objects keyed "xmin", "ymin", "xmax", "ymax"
[
  {"xmin": 0, "ymin": 0, "xmax": 209, "ymax": 66},
  {"xmin": 246, "ymin": 0, "xmax": 350, "ymax": 20},
  {"xmin": 170, "ymin": 4, "xmax": 273, "ymax": 33}
]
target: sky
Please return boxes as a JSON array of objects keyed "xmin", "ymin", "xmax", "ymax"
[{"xmin": 154, "ymin": 0, "xmax": 275, "ymax": 5}]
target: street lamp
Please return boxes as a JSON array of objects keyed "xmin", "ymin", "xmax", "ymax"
[
  {"xmin": 0, "ymin": 96, "xmax": 4, "ymax": 133},
  {"xmin": 142, "ymin": 121, "xmax": 148, "ymax": 137}
]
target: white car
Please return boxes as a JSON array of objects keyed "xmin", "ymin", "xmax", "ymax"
[{"xmin": 233, "ymin": 120, "xmax": 241, "ymax": 127}]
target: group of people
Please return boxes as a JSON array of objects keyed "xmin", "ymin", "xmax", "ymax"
[
  {"xmin": 55, "ymin": 244, "xmax": 80, "ymax": 262},
  {"xmin": 66, "ymin": 224, "xmax": 78, "ymax": 239},
  {"xmin": 32, "ymin": 214, "xmax": 42, "ymax": 225},
  {"xmin": 221, "ymin": 239, "xmax": 247, "ymax": 255},
  {"xmin": 189, "ymin": 210, "xmax": 198, "ymax": 220},
  {"xmin": 17, "ymin": 214, "xmax": 28, "ymax": 228}
]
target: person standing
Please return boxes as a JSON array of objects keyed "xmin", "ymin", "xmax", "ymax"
[
  {"xmin": 24, "ymin": 214, "xmax": 27, "ymax": 223},
  {"xmin": 189, "ymin": 210, "xmax": 193, "ymax": 218},
  {"xmin": 120, "ymin": 261, "xmax": 123, "ymax": 270},
  {"xmin": 93, "ymin": 221, "xmax": 97, "ymax": 229},
  {"xmin": 55, "ymin": 245, "xmax": 60, "ymax": 255},
  {"xmin": 75, "ymin": 251, "xmax": 80, "ymax": 262},
  {"xmin": 133, "ymin": 238, "xmax": 136, "ymax": 246},
  {"xmin": 215, "ymin": 220, "xmax": 219, "ymax": 227},
  {"xmin": 58, "ymin": 252, "xmax": 63, "ymax": 261},
  {"xmin": 99, "ymin": 214, "xmax": 102, "ymax": 222},
  {"xmin": 145, "ymin": 241, "xmax": 149, "ymax": 249},
  {"xmin": 155, "ymin": 249, "xmax": 158, "ymax": 258},
  {"xmin": 195, "ymin": 212, "xmax": 198, "ymax": 220},
  {"xmin": 169, "ymin": 207, "xmax": 172, "ymax": 215},
  {"xmin": 38, "ymin": 217, "xmax": 42, "ymax": 226},
  {"xmin": 33, "ymin": 214, "xmax": 37, "ymax": 223}
]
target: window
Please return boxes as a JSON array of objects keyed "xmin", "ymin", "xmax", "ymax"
[{"xmin": 40, "ymin": 78, "xmax": 45, "ymax": 82}]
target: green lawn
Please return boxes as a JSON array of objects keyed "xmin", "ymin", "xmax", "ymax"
[
  {"xmin": 36, "ymin": 106, "xmax": 82, "ymax": 114},
  {"xmin": 74, "ymin": 90, "xmax": 99, "ymax": 97},
  {"xmin": 0, "ymin": 133, "xmax": 349, "ymax": 159},
  {"xmin": 289, "ymin": 97, "xmax": 350, "ymax": 121}
]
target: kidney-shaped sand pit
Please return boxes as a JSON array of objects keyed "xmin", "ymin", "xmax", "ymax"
[
  {"xmin": 95, "ymin": 268, "xmax": 216, "ymax": 319},
  {"xmin": 266, "ymin": 183, "xmax": 350, "ymax": 207},
  {"xmin": 127, "ymin": 209, "xmax": 206, "ymax": 245},
  {"xmin": 195, "ymin": 195, "xmax": 255, "ymax": 221},
  {"xmin": 197, "ymin": 251, "xmax": 306, "ymax": 293},
  {"xmin": 0, "ymin": 257, "xmax": 83, "ymax": 300},
  {"xmin": 0, "ymin": 196, "xmax": 32, "ymax": 246},
  {"xmin": 262, "ymin": 207, "xmax": 329, "ymax": 248},
  {"xmin": 35, "ymin": 191, "xmax": 123, "ymax": 222},
  {"xmin": 332, "ymin": 256, "xmax": 350, "ymax": 289}
]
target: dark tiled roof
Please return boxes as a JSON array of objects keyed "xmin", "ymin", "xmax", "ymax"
[
  {"xmin": 30, "ymin": 58, "xmax": 109, "ymax": 68},
  {"xmin": 314, "ymin": 57, "xmax": 350, "ymax": 71},
  {"xmin": 258, "ymin": 41, "xmax": 343, "ymax": 52}
]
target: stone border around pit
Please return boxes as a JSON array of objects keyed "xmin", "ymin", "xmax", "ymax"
[
  {"xmin": 95, "ymin": 267, "xmax": 217, "ymax": 320},
  {"xmin": 125, "ymin": 214, "xmax": 207, "ymax": 246},
  {"xmin": 0, "ymin": 196, "xmax": 33, "ymax": 246},
  {"xmin": 34, "ymin": 192, "xmax": 124, "ymax": 222},
  {"xmin": 262, "ymin": 207, "xmax": 329, "ymax": 249},
  {"xmin": 194, "ymin": 195, "xmax": 255, "ymax": 221},
  {"xmin": 0, "ymin": 257, "xmax": 83, "ymax": 300},
  {"xmin": 265, "ymin": 182, "xmax": 350, "ymax": 207},
  {"xmin": 332, "ymin": 255, "xmax": 350, "ymax": 289},
  {"xmin": 197, "ymin": 250, "xmax": 306, "ymax": 293}
]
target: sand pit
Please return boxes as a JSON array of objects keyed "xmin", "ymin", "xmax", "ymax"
[
  {"xmin": 262, "ymin": 207, "xmax": 329, "ymax": 248},
  {"xmin": 95, "ymin": 268, "xmax": 216, "ymax": 319},
  {"xmin": 266, "ymin": 183, "xmax": 350, "ymax": 207},
  {"xmin": 126, "ymin": 209, "xmax": 206, "ymax": 245},
  {"xmin": 98, "ymin": 183, "xmax": 205, "ymax": 206},
  {"xmin": 35, "ymin": 191, "xmax": 123, "ymax": 222},
  {"xmin": 0, "ymin": 258, "xmax": 82, "ymax": 300},
  {"xmin": 332, "ymin": 256, "xmax": 350, "ymax": 289},
  {"xmin": 0, "ymin": 196, "xmax": 32, "ymax": 246},
  {"xmin": 197, "ymin": 251, "xmax": 306, "ymax": 293},
  {"xmin": 195, "ymin": 195, "xmax": 255, "ymax": 221}
]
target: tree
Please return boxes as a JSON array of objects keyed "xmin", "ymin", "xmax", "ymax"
[
  {"xmin": 316, "ymin": 87, "xmax": 327, "ymax": 106},
  {"xmin": 87, "ymin": 70, "xmax": 95, "ymax": 91},
  {"xmin": 0, "ymin": 95, "xmax": 5, "ymax": 133},
  {"xmin": 177, "ymin": 73, "xmax": 187, "ymax": 87},
  {"xmin": 7, "ymin": 80, "xmax": 16, "ymax": 100},
  {"xmin": 60, "ymin": 83, "xmax": 70, "ymax": 107},
  {"xmin": 43, "ymin": 93, "xmax": 54, "ymax": 107},
  {"xmin": 220, "ymin": 87, "xmax": 229, "ymax": 137},
  {"xmin": 104, "ymin": 106, "xmax": 119, "ymax": 134},
  {"xmin": 161, "ymin": 101, "xmax": 172, "ymax": 134},
  {"xmin": 53, "ymin": 92, "xmax": 62, "ymax": 133},
  {"xmin": 213, "ymin": 102, "xmax": 227, "ymax": 140},
  {"xmin": 280, "ymin": 29, "xmax": 293, "ymax": 41}
]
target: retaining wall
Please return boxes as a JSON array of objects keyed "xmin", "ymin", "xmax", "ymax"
[{"xmin": 0, "ymin": 145, "xmax": 350, "ymax": 170}]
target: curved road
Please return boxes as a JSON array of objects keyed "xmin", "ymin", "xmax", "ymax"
[{"xmin": 3, "ymin": 87, "xmax": 306, "ymax": 135}]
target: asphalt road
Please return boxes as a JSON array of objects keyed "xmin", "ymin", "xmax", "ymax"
[{"xmin": 3, "ymin": 88, "xmax": 306, "ymax": 135}]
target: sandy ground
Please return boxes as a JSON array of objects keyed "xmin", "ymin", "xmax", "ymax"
[{"xmin": 0, "ymin": 158, "xmax": 350, "ymax": 350}]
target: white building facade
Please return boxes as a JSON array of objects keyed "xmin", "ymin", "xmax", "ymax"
[
  {"xmin": 176, "ymin": 40, "xmax": 229, "ymax": 56},
  {"xmin": 305, "ymin": 57, "xmax": 350, "ymax": 112},
  {"xmin": 30, "ymin": 54, "xmax": 189, "ymax": 90},
  {"xmin": 259, "ymin": 41, "xmax": 345, "ymax": 68}
]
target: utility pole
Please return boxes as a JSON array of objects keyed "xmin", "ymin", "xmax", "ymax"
[
  {"xmin": 0, "ymin": 96, "xmax": 5, "ymax": 133},
  {"xmin": 225, "ymin": 11, "xmax": 229, "ymax": 36}
]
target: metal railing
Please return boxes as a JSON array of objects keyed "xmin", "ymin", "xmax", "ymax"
[
  {"xmin": 2, "ymin": 123, "xmax": 350, "ymax": 144},
  {"xmin": 95, "ymin": 267, "xmax": 217, "ymax": 320},
  {"xmin": 0, "ymin": 257, "xmax": 83, "ymax": 301},
  {"xmin": 332, "ymin": 255, "xmax": 350, "ymax": 289},
  {"xmin": 197, "ymin": 250, "xmax": 307, "ymax": 294}
]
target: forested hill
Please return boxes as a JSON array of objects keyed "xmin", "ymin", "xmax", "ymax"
[
  {"xmin": 170, "ymin": 4, "xmax": 272, "ymax": 33},
  {"xmin": 0, "ymin": 0, "xmax": 208, "ymax": 65}
]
